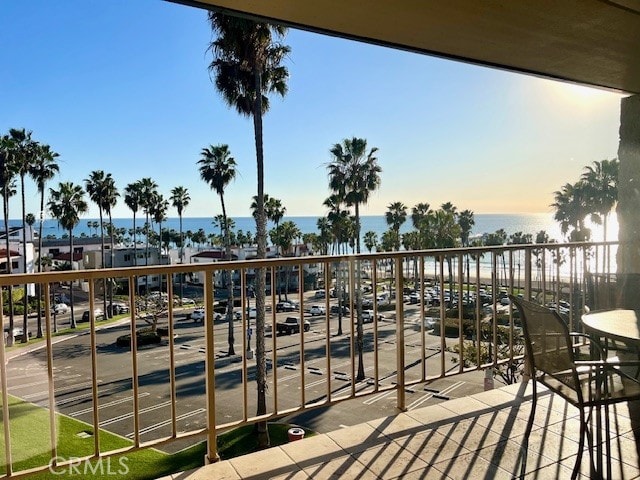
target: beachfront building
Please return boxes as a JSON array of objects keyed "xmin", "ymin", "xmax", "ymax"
[
  {"xmin": 0, "ymin": 227, "xmax": 36, "ymax": 295},
  {"xmin": 83, "ymin": 246, "xmax": 169, "ymax": 291}
]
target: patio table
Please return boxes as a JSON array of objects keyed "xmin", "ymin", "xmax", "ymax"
[{"xmin": 582, "ymin": 309, "xmax": 640, "ymax": 478}]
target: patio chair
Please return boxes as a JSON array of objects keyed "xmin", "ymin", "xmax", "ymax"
[{"xmin": 509, "ymin": 294, "xmax": 640, "ymax": 480}]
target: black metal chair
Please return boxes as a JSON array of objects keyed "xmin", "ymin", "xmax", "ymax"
[{"xmin": 509, "ymin": 294, "xmax": 640, "ymax": 479}]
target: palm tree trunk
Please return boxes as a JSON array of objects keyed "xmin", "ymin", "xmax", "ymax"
[
  {"xmin": 252, "ymin": 69, "xmax": 269, "ymax": 448},
  {"xmin": 36, "ymin": 190, "xmax": 45, "ymax": 338},
  {"xmin": 21, "ymin": 175, "xmax": 28, "ymax": 343},
  {"xmin": 69, "ymin": 231, "xmax": 76, "ymax": 328},
  {"xmin": 3, "ymin": 192, "xmax": 15, "ymax": 346},
  {"xmin": 220, "ymin": 194, "xmax": 235, "ymax": 357}
]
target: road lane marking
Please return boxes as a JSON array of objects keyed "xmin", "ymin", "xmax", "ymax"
[
  {"xmin": 127, "ymin": 408, "xmax": 206, "ymax": 438},
  {"xmin": 100, "ymin": 400, "xmax": 172, "ymax": 427},
  {"xmin": 69, "ymin": 392, "xmax": 150, "ymax": 417},
  {"xmin": 407, "ymin": 381, "xmax": 465, "ymax": 410}
]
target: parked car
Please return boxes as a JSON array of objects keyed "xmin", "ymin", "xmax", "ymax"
[
  {"xmin": 275, "ymin": 302, "xmax": 296, "ymax": 312},
  {"xmin": 330, "ymin": 305, "xmax": 349, "ymax": 315},
  {"xmin": 52, "ymin": 303, "xmax": 69, "ymax": 314},
  {"xmin": 309, "ymin": 305, "xmax": 326, "ymax": 316},
  {"xmin": 80, "ymin": 308, "xmax": 104, "ymax": 322},
  {"xmin": 179, "ymin": 297, "xmax": 196, "ymax": 306},
  {"xmin": 313, "ymin": 290, "xmax": 326, "ymax": 299},
  {"xmin": 246, "ymin": 307, "xmax": 257, "ymax": 319},
  {"xmin": 4, "ymin": 326, "xmax": 31, "ymax": 342},
  {"xmin": 276, "ymin": 317, "xmax": 310, "ymax": 335},
  {"xmin": 360, "ymin": 310, "xmax": 384, "ymax": 323},
  {"xmin": 191, "ymin": 308, "xmax": 205, "ymax": 322},
  {"xmin": 108, "ymin": 302, "xmax": 129, "ymax": 315}
]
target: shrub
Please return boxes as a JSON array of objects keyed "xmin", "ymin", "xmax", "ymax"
[{"xmin": 116, "ymin": 329, "xmax": 161, "ymax": 348}]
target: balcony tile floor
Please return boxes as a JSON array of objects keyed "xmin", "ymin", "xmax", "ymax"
[{"xmin": 161, "ymin": 382, "xmax": 640, "ymax": 479}]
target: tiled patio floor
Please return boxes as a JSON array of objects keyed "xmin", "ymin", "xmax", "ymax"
[{"xmin": 161, "ymin": 382, "xmax": 640, "ymax": 479}]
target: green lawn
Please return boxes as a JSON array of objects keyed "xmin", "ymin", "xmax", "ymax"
[{"xmin": 1, "ymin": 396, "xmax": 311, "ymax": 479}]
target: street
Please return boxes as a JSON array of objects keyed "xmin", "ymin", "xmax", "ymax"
[{"xmin": 5, "ymin": 291, "xmax": 487, "ymax": 455}]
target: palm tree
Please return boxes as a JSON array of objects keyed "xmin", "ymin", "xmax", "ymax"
[
  {"xmin": 458, "ymin": 209, "xmax": 475, "ymax": 291},
  {"xmin": 581, "ymin": 158, "xmax": 618, "ymax": 241},
  {"xmin": 581, "ymin": 158, "xmax": 618, "ymax": 276},
  {"xmin": 138, "ymin": 178, "xmax": 158, "ymax": 295},
  {"xmin": 432, "ymin": 207, "xmax": 461, "ymax": 299},
  {"xmin": 269, "ymin": 220, "xmax": 301, "ymax": 300},
  {"xmin": 170, "ymin": 186, "xmax": 190, "ymax": 302},
  {"xmin": 315, "ymin": 217, "xmax": 332, "ymax": 256},
  {"xmin": 363, "ymin": 231, "xmax": 378, "ymax": 253},
  {"xmin": 552, "ymin": 181, "xmax": 591, "ymax": 241},
  {"xmin": 327, "ymin": 137, "xmax": 381, "ymax": 381},
  {"xmin": 208, "ymin": 12, "xmax": 290, "ymax": 447},
  {"xmin": 85, "ymin": 171, "xmax": 118, "ymax": 317},
  {"xmin": 0, "ymin": 135, "xmax": 17, "ymax": 344},
  {"xmin": 10, "ymin": 128, "xmax": 38, "ymax": 343},
  {"xmin": 199, "ymin": 144, "xmax": 238, "ymax": 356},
  {"xmin": 29, "ymin": 145, "xmax": 59, "ymax": 280},
  {"xmin": 124, "ymin": 182, "xmax": 143, "ymax": 267},
  {"xmin": 48, "ymin": 182, "xmax": 88, "ymax": 328},
  {"xmin": 151, "ymin": 195, "xmax": 169, "ymax": 292},
  {"xmin": 266, "ymin": 196, "xmax": 286, "ymax": 228}
]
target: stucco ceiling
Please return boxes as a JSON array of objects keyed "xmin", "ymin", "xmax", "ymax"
[{"xmin": 171, "ymin": 0, "xmax": 640, "ymax": 94}]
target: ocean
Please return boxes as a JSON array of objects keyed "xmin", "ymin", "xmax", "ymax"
[
  {"xmin": 14, "ymin": 213, "xmax": 564, "ymax": 242},
  {"xmin": 26, "ymin": 212, "xmax": 581, "ymax": 242}
]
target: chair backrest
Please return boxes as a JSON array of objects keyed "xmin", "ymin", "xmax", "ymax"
[{"xmin": 508, "ymin": 295, "xmax": 582, "ymax": 402}]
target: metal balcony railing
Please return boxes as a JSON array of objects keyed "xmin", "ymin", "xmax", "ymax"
[{"xmin": 0, "ymin": 241, "xmax": 617, "ymax": 476}]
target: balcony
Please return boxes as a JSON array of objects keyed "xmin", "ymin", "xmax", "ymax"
[
  {"xmin": 0, "ymin": 241, "xmax": 636, "ymax": 478},
  {"xmin": 161, "ymin": 382, "xmax": 639, "ymax": 479}
]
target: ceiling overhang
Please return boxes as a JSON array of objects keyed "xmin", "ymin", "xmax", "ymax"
[{"xmin": 171, "ymin": 0, "xmax": 640, "ymax": 94}]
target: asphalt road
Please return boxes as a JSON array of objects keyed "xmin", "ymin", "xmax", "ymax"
[{"xmin": 5, "ymin": 294, "xmax": 488, "ymax": 456}]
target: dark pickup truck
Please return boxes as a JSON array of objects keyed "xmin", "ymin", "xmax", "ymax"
[{"xmin": 276, "ymin": 316, "xmax": 311, "ymax": 335}]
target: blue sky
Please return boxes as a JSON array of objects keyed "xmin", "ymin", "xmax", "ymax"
[{"xmin": 1, "ymin": 0, "xmax": 624, "ymax": 220}]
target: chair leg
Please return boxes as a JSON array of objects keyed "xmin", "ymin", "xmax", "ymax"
[
  {"xmin": 571, "ymin": 407, "xmax": 587, "ymax": 480},
  {"xmin": 519, "ymin": 379, "xmax": 537, "ymax": 479}
]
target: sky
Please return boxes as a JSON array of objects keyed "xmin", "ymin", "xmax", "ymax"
[{"xmin": 0, "ymin": 0, "xmax": 626, "ymax": 220}]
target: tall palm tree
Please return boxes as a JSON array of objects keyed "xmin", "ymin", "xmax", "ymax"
[
  {"xmin": 363, "ymin": 231, "xmax": 378, "ymax": 253},
  {"xmin": 581, "ymin": 158, "xmax": 618, "ymax": 242},
  {"xmin": 170, "ymin": 186, "xmax": 190, "ymax": 301},
  {"xmin": 9, "ymin": 128, "xmax": 38, "ymax": 342},
  {"xmin": 0, "ymin": 135, "xmax": 17, "ymax": 345},
  {"xmin": 269, "ymin": 220, "xmax": 301, "ymax": 300},
  {"xmin": 328, "ymin": 137, "xmax": 381, "ymax": 381},
  {"xmin": 48, "ymin": 182, "xmax": 88, "ymax": 328},
  {"xmin": 124, "ymin": 182, "xmax": 143, "ymax": 267},
  {"xmin": 385, "ymin": 202, "xmax": 407, "ymax": 240},
  {"xmin": 266, "ymin": 196, "xmax": 286, "ymax": 228},
  {"xmin": 138, "ymin": 178, "xmax": 158, "ymax": 295},
  {"xmin": 151, "ymin": 195, "xmax": 169, "ymax": 291},
  {"xmin": 552, "ymin": 181, "xmax": 591, "ymax": 241},
  {"xmin": 199, "ymin": 144, "xmax": 237, "ymax": 356},
  {"xmin": 85, "ymin": 171, "xmax": 118, "ymax": 317},
  {"xmin": 208, "ymin": 12, "xmax": 290, "ymax": 447},
  {"xmin": 458, "ymin": 209, "xmax": 475, "ymax": 291}
]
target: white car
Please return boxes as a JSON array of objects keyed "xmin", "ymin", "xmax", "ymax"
[
  {"xmin": 52, "ymin": 303, "xmax": 68, "ymax": 314},
  {"xmin": 191, "ymin": 308, "xmax": 205, "ymax": 322},
  {"xmin": 309, "ymin": 305, "xmax": 326, "ymax": 316},
  {"xmin": 360, "ymin": 310, "xmax": 384, "ymax": 323}
]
